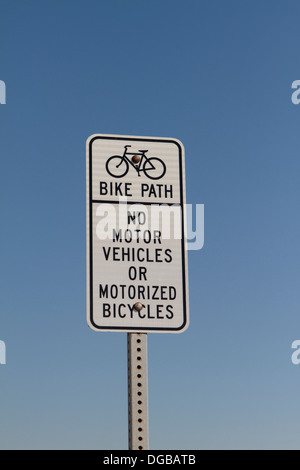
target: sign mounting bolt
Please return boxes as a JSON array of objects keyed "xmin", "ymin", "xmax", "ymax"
[
  {"xmin": 134, "ymin": 302, "xmax": 144, "ymax": 312},
  {"xmin": 131, "ymin": 155, "xmax": 140, "ymax": 164}
]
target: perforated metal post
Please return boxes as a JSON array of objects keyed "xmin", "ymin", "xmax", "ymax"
[{"xmin": 127, "ymin": 333, "xmax": 149, "ymax": 450}]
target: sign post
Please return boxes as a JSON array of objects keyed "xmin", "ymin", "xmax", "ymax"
[
  {"xmin": 86, "ymin": 134, "xmax": 189, "ymax": 448},
  {"xmin": 127, "ymin": 333, "xmax": 149, "ymax": 450}
]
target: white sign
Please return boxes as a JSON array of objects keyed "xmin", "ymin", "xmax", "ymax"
[{"xmin": 86, "ymin": 134, "xmax": 189, "ymax": 333}]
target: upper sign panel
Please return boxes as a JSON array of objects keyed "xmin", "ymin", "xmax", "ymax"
[{"xmin": 89, "ymin": 135, "xmax": 183, "ymax": 204}]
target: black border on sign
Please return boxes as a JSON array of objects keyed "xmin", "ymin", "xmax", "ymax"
[{"xmin": 88, "ymin": 135, "xmax": 187, "ymax": 332}]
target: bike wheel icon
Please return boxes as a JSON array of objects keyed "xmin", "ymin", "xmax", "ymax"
[
  {"xmin": 143, "ymin": 158, "xmax": 166, "ymax": 180},
  {"xmin": 106, "ymin": 156, "xmax": 129, "ymax": 178}
]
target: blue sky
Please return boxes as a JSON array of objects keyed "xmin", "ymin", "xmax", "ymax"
[{"xmin": 1, "ymin": 0, "xmax": 300, "ymax": 449}]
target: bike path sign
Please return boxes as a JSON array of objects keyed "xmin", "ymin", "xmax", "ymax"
[{"xmin": 86, "ymin": 133, "xmax": 189, "ymax": 333}]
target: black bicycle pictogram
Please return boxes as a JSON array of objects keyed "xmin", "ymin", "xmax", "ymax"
[{"xmin": 105, "ymin": 145, "xmax": 166, "ymax": 180}]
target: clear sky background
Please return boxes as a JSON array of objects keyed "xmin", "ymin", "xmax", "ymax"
[{"xmin": 1, "ymin": 0, "xmax": 300, "ymax": 450}]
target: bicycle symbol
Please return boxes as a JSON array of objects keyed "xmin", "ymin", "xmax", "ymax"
[{"xmin": 105, "ymin": 145, "xmax": 166, "ymax": 180}]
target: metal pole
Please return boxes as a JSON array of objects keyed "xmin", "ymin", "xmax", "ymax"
[{"xmin": 127, "ymin": 333, "xmax": 149, "ymax": 450}]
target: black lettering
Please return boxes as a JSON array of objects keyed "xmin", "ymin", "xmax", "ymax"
[
  {"xmin": 127, "ymin": 211, "xmax": 146, "ymax": 225},
  {"xmin": 118, "ymin": 304, "xmax": 126, "ymax": 318},
  {"xmin": 161, "ymin": 286, "xmax": 167, "ymax": 300},
  {"xmin": 99, "ymin": 284, "xmax": 177, "ymax": 303},
  {"xmin": 139, "ymin": 266, "xmax": 147, "ymax": 281},
  {"xmin": 165, "ymin": 185, "xmax": 173, "ymax": 198},
  {"xmin": 120, "ymin": 285, "xmax": 126, "ymax": 299},
  {"xmin": 148, "ymin": 184, "xmax": 156, "ymax": 197},
  {"xmin": 146, "ymin": 250, "xmax": 154, "ymax": 262},
  {"xmin": 103, "ymin": 303, "xmax": 111, "ymax": 317},
  {"xmin": 157, "ymin": 305, "xmax": 164, "ymax": 319},
  {"xmin": 130, "ymin": 247, "xmax": 135, "ymax": 261},
  {"xmin": 115, "ymin": 182, "xmax": 123, "ymax": 196},
  {"xmin": 135, "ymin": 229, "xmax": 141, "ymax": 242},
  {"xmin": 111, "ymin": 230, "xmax": 164, "ymax": 246},
  {"xmin": 121, "ymin": 247, "xmax": 130, "ymax": 261},
  {"xmin": 138, "ymin": 308, "xmax": 146, "ymax": 319},
  {"xmin": 128, "ymin": 285, "xmax": 136, "ymax": 299},
  {"xmin": 138, "ymin": 212, "xmax": 146, "ymax": 225},
  {"xmin": 125, "ymin": 183, "xmax": 132, "ymax": 196},
  {"xmin": 100, "ymin": 182, "xmax": 107, "ymax": 195},
  {"xmin": 124, "ymin": 229, "xmax": 132, "ymax": 242},
  {"xmin": 164, "ymin": 248, "xmax": 172, "ymax": 263},
  {"xmin": 153, "ymin": 230, "xmax": 162, "ymax": 244},
  {"xmin": 128, "ymin": 266, "xmax": 137, "ymax": 280},
  {"xmin": 169, "ymin": 286, "xmax": 176, "ymax": 300},
  {"xmin": 155, "ymin": 249, "xmax": 163, "ymax": 262},
  {"xmin": 137, "ymin": 285, "xmax": 145, "ymax": 299},
  {"xmin": 146, "ymin": 304, "xmax": 155, "ymax": 319},
  {"xmin": 152, "ymin": 286, "xmax": 159, "ymax": 300},
  {"xmin": 141, "ymin": 184, "xmax": 149, "ymax": 197},
  {"xmin": 112, "ymin": 229, "xmax": 122, "ymax": 242},
  {"xmin": 99, "ymin": 284, "xmax": 108, "ymax": 298},
  {"xmin": 128, "ymin": 212, "xmax": 136, "ymax": 224},
  {"xmin": 102, "ymin": 247, "xmax": 111, "ymax": 260},
  {"xmin": 137, "ymin": 248, "xmax": 145, "ymax": 262},
  {"xmin": 110, "ymin": 285, "xmax": 118, "ymax": 299},
  {"xmin": 112, "ymin": 247, "xmax": 121, "ymax": 261},
  {"xmin": 128, "ymin": 303, "xmax": 136, "ymax": 318},
  {"xmin": 112, "ymin": 304, "xmax": 116, "ymax": 318},
  {"xmin": 143, "ymin": 230, "xmax": 151, "ymax": 243},
  {"xmin": 166, "ymin": 305, "xmax": 174, "ymax": 319},
  {"xmin": 156, "ymin": 184, "xmax": 163, "ymax": 197}
]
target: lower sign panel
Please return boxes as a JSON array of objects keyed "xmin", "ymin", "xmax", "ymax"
[{"xmin": 87, "ymin": 202, "xmax": 189, "ymax": 332}]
